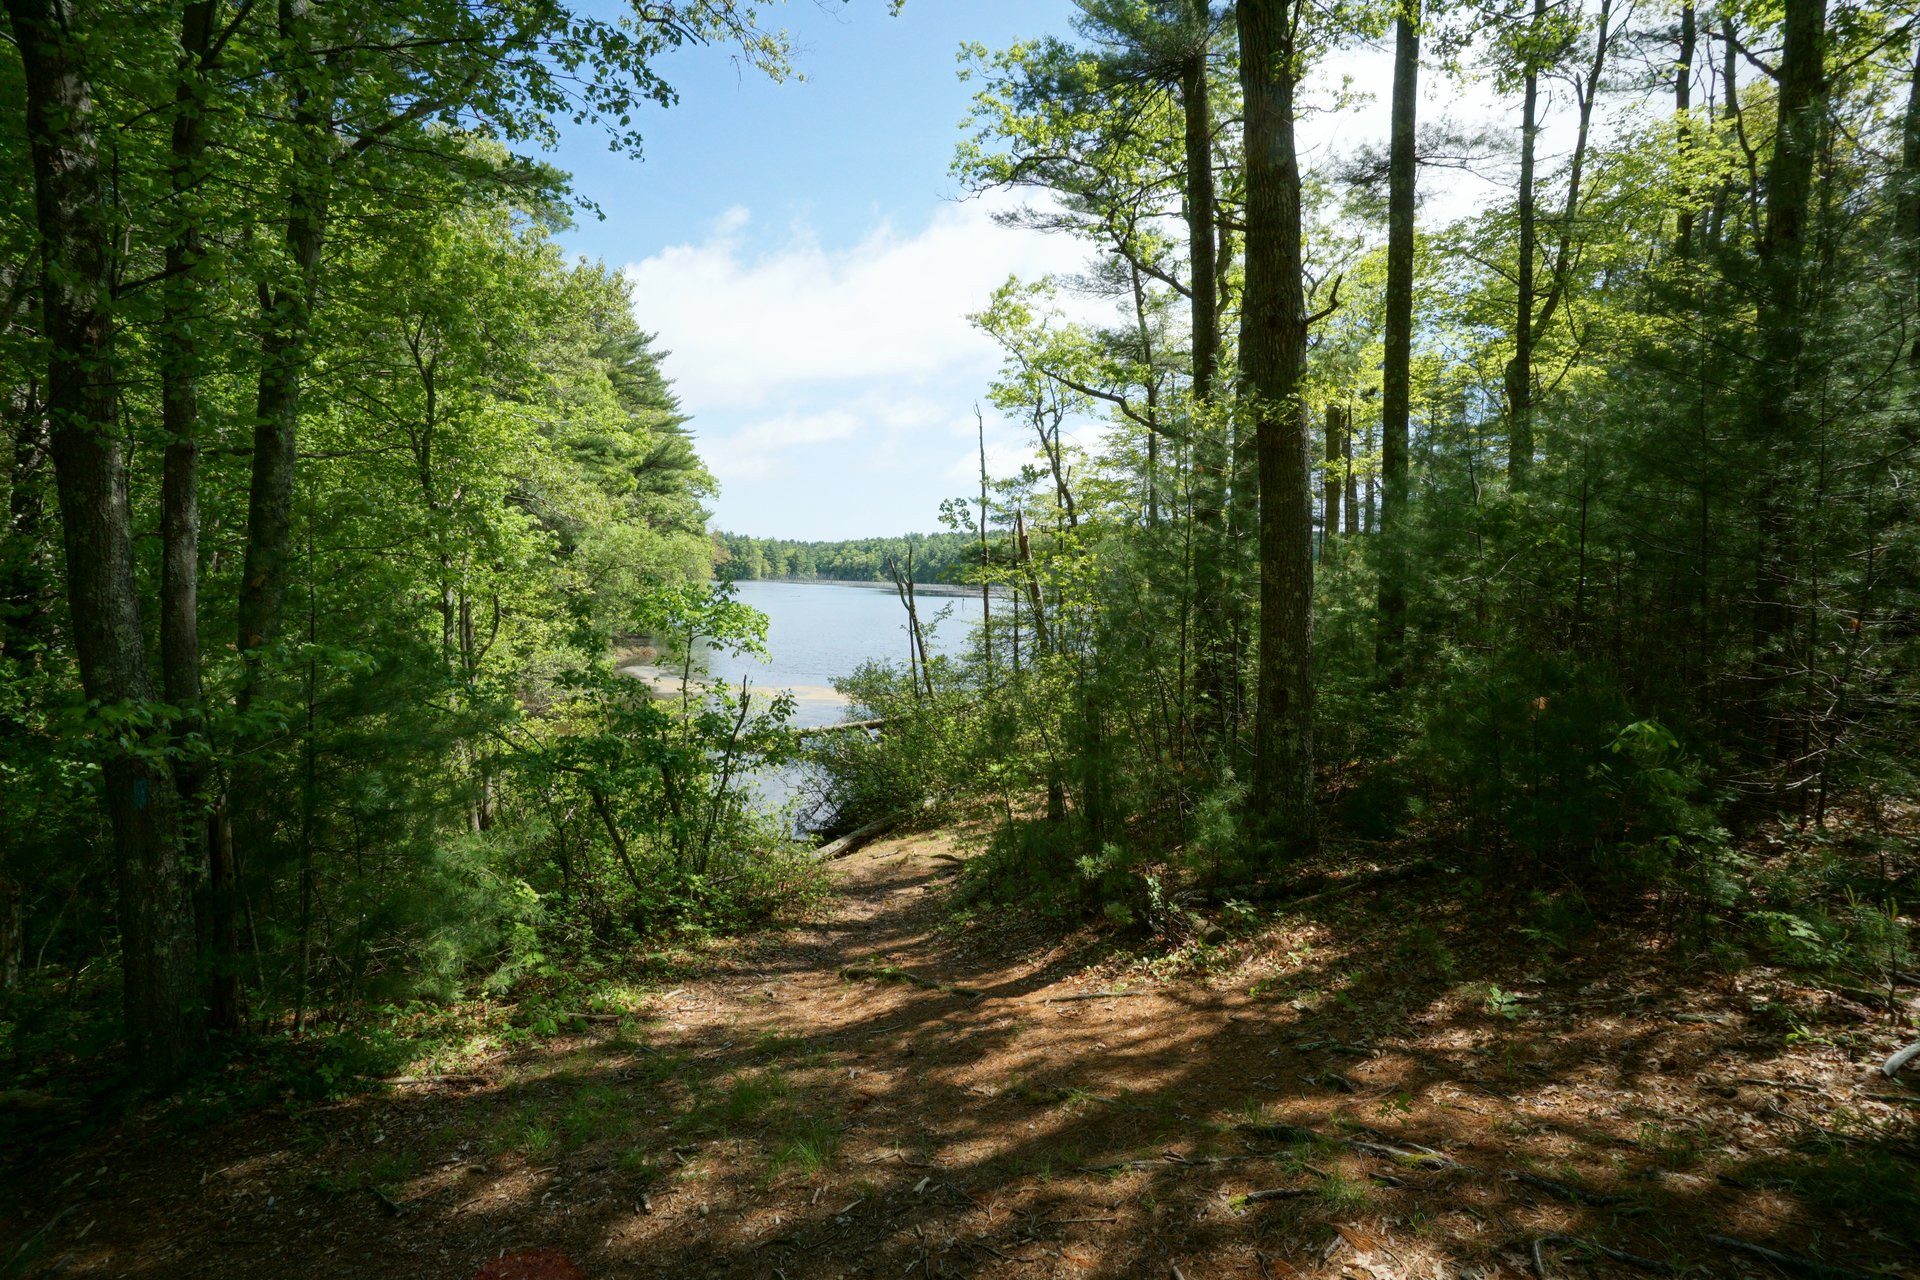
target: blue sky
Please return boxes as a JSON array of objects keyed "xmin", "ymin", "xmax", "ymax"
[
  {"xmin": 543, "ymin": 0, "xmax": 1535, "ymax": 540},
  {"xmin": 548, "ymin": 0, "xmax": 1092, "ymax": 540}
]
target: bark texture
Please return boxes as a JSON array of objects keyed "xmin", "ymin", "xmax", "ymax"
[
  {"xmin": 238, "ymin": 0, "xmax": 327, "ymax": 695},
  {"xmin": 1505, "ymin": 0, "xmax": 1545, "ymax": 487},
  {"xmin": 1236, "ymin": 0, "xmax": 1316, "ymax": 858},
  {"xmin": 1748, "ymin": 0, "xmax": 1829, "ymax": 752},
  {"xmin": 7, "ymin": 0, "xmax": 204, "ymax": 1079},
  {"xmin": 1183, "ymin": 0, "xmax": 1232, "ymax": 745},
  {"xmin": 1375, "ymin": 0, "xmax": 1418, "ymax": 676}
]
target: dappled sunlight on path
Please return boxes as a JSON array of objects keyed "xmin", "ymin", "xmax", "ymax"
[{"xmin": 7, "ymin": 830, "xmax": 1915, "ymax": 1279}]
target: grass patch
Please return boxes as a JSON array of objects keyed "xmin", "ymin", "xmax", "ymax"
[
  {"xmin": 769, "ymin": 1114, "xmax": 842, "ymax": 1180},
  {"xmin": 308, "ymin": 1151, "xmax": 417, "ymax": 1196},
  {"xmin": 1313, "ymin": 1167, "xmax": 1373, "ymax": 1212}
]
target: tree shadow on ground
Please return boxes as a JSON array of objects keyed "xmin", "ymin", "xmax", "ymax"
[{"xmin": 3, "ymin": 843, "xmax": 1914, "ymax": 1279}]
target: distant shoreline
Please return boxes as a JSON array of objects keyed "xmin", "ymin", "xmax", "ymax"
[{"xmin": 735, "ymin": 577, "xmax": 1008, "ymax": 599}]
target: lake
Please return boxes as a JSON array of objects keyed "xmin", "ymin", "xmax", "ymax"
[
  {"xmin": 621, "ymin": 579, "xmax": 986, "ymax": 826},
  {"xmin": 705, "ymin": 579, "xmax": 984, "ymax": 728}
]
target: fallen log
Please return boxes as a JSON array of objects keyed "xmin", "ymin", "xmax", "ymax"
[
  {"xmin": 814, "ymin": 817, "xmax": 901, "ymax": 862},
  {"xmin": 794, "ymin": 718, "xmax": 887, "ymax": 740},
  {"xmin": 1198, "ymin": 858, "xmax": 1439, "ymax": 907},
  {"xmin": 840, "ymin": 964, "xmax": 985, "ymax": 1000},
  {"xmin": 1882, "ymin": 1038, "xmax": 1920, "ymax": 1078}
]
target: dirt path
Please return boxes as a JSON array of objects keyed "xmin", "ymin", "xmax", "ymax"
[{"xmin": 6, "ymin": 831, "xmax": 1916, "ymax": 1278}]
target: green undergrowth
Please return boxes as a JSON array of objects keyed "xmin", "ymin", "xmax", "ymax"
[
  {"xmin": 1745, "ymin": 1147, "xmax": 1920, "ymax": 1246},
  {"xmin": 0, "ymin": 935, "xmax": 744, "ymax": 1161}
]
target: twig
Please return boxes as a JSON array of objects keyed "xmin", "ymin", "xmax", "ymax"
[
  {"xmin": 1237, "ymin": 1122, "xmax": 1466, "ymax": 1171},
  {"xmin": 1726, "ymin": 1077, "xmax": 1824, "ymax": 1094},
  {"xmin": 1046, "ymin": 991, "xmax": 1149, "ymax": 1003},
  {"xmin": 375, "ymin": 1074, "xmax": 488, "ymax": 1086}
]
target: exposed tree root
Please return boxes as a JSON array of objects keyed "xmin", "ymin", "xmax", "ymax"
[
  {"xmin": 1510, "ymin": 1169, "xmax": 1629, "ymax": 1206},
  {"xmin": 1530, "ymin": 1234, "xmax": 1671, "ymax": 1277},
  {"xmin": 1705, "ymin": 1234, "xmax": 1874, "ymax": 1280}
]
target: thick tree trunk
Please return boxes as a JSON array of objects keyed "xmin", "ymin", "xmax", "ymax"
[
  {"xmin": 1237, "ymin": 0, "xmax": 1316, "ymax": 859},
  {"xmin": 1749, "ymin": 0, "xmax": 1829, "ymax": 754},
  {"xmin": 1375, "ymin": 0, "xmax": 1418, "ymax": 677},
  {"xmin": 7, "ymin": 0, "xmax": 203, "ymax": 1080},
  {"xmin": 161, "ymin": 0, "xmax": 243, "ymax": 1036}
]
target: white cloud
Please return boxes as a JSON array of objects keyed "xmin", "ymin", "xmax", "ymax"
[
  {"xmin": 622, "ymin": 191, "xmax": 1088, "ymax": 414},
  {"xmin": 701, "ymin": 407, "xmax": 862, "ymax": 481}
]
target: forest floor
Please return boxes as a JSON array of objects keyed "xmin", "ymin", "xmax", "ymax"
[{"xmin": 4, "ymin": 826, "xmax": 1918, "ymax": 1280}]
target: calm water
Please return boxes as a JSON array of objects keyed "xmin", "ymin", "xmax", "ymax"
[
  {"xmin": 623, "ymin": 579, "xmax": 985, "ymax": 826},
  {"xmin": 707, "ymin": 580, "xmax": 984, "ymax": 729}
]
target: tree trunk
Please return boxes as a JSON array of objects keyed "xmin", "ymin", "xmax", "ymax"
[
  {"xmin": 1362, "ymin": 421, "xmax": 1375, "ymax": 532},
  {"xmin": 1534, "ymin": 0, "xmax": 1613, "ymax": 336},
  {"xmin": 1343, "ymin": 414, "xmax": 1360, "ymax": 536},
  {"xmin": 1237, "ymin": 0, "xmax": 1317, "ymax": 859},
  {"xmin": 0, "ymin": 390, "xmax": 50, "ymax": 665},
  {"xmin": 1375, "ymin": 0, "xmax": 1418, "ymax": 677},
  {"xmin": 161, "ymin": 0, "xmax": 243, "ymax": 1036},
  {"xmin": 237, "ymin": 0, "xmax": 327, "ymax": 699},
  {"xmin": 1506, "ymin": 0, "xmax": 1544, "ymax": 487},
  {"xmin": 1183, "ymin": 2, "xmax": 1236, "ymax": 746},
  {"xmin": 977, "ymin": 406, "xmax": 992, "ymax": 669},
  {"xmin": 1903, "ymin": 34, "xmax": 1920, "ymax": 371},
  {"xmin": 1322, "ymin": 403, "xmax": 1344, "ymax": 552},
  {"xmin": 1749, "ymin": 0, "xmax": 1829, "ymax": 755},
  {"xmin": 7, "ymin": 0, "xmax": 204, "ymax": 1080},
  {"xmin": 1673, "ymin": 0, "xmax": 1698, "ymax": 256}
]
